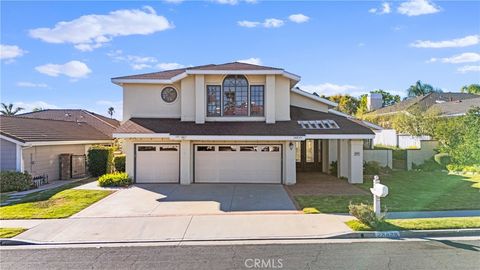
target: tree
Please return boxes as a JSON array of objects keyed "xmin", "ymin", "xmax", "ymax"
[
  {"xmin": 0, "ymin": 103, "xmax": 24, "ymax": 116},
  {"xmin": 434, "ymin": 107, "xmax": 480, "ymax": 165},
  {"xmin": 327, "ymin": 94, "xmax": 360, "ymax": 115},
  {"xmin": 32, "ymin": 107, "xmax": 43, "ymax": 112},
  {"xmin": 391, "ymin": 107, "xmax": 438, "ymax": 136},
  {"xmin": 371, "ymin": 89, "xmax": 401, "ymax": 106},
  {"xmin": 356, "ymin": 94, "xmax": 368, "ymax": 117},
  {"xmin": 407, "ymin": 80, "xmax": 442, "ymax": 97},
  {"xmin": 460, "ymin": 84, "xmax": 480, "ymax": 94},
  {"xmin": 107, "ymin": 107, "xmax": 115, "ymax": 118}
]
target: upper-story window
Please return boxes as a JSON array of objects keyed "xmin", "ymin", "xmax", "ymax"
[
  {"xmin": 206, "ymin": 75, "xmax": 265, "ymax": 117},
  {"xmin": 223, "ymin": 75, "xmax": 249, "ymax": 116}
]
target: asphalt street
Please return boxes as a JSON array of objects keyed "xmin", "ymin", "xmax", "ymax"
[{"xmin": 1, "ymin": 238, "xmax": 479, "ymax": 270}]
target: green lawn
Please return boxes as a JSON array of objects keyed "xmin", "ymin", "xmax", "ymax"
[
  {"xmin": 296, "ymin": 171, "xmax": 480, "ymax": 213},
  {"xmin": 346, "ymin": 217, "xmax": 480, "ymax": 231},
  {"xmin": 0, "ymin": 227, "xmax": 27, "ymax": 238},
  {"xmin": 0, "ymin": 180, "xmax": 113, "ymax": 219}
]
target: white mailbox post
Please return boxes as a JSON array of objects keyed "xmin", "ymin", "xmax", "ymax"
[{"xmin": 370, "ymin": 175, "xmax": 389, "ymax": 217}]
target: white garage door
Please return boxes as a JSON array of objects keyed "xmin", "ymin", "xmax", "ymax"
[
  {"xmin": 195, "ymin": 145, "xmax": 282, "ymax": 183},
  {"xmin": 135, "ymin": 144, "xmax": 179, "ymax": 183}
]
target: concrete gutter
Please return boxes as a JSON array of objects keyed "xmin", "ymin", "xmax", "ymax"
[{"xmin": 332, "ymin": 228, "xmax": 480, "ymax": 239}]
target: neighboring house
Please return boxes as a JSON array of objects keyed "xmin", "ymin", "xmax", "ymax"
[
  {"xmin": 428, "ymin": 97, "xmax": 480, "ymax": 117},
  {"xmin": 367, "ymin": 92, "xmax": 478, "ymax": 117},
  {"xmin": 112, "ymin": 62, "xmax": 374, "ymax": 185},
  {"xmin": 18, "ymin": 109, "xmax": 120, "ymax": 138},
  {"xmin": 0, "ymin": 116, "xmax": 112, "ymax": 180}
]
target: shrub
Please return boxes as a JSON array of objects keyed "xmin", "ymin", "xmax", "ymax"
[
  {"xmin": 447, "ymin": 164, "xmax": 480, "ymax": 174},
  {"xmin": 0, "ymin": 171, "xmax": 33, "ymax": 192},
  {"xmin": 434, "ymin": 153, "xmax": 451, "ymax": 168},
  {"xmin": 348, "ymin": 203, "xmax": 385, "ymax": 229},
  {"xmin": 114, "ymin": 155, "xmax": 126, "ymax": 172},
  {"xmin": 87, "ymin": 146, "xmax": 114, "ymax": 177},
  {"xmin": 412, "ymin": 157, "xmax": 443, "ymax": 172},
  {"xmin": 329, "ymin": 161, "xmax": 338, "ymax": 176},
  {"xmin": 364, "ymin": 161, "xmax": 381, "ymax": 175},
  {"xmin": 98, "ymin": 172, "xmax": 132, "ymax": 187}
]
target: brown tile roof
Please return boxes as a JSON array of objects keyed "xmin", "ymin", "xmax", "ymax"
[
  {"xmin": 115, "ymin": 106, "xmax": 374, "ymax": 136},
  {"xmin": 0, "ymin": 116, "xmax": 111, "ymax": 143},
  {"xmin": 428, "ymin": 97, "xmax": 480, "ymax": 116},
  {"xmin": 18, "ymin": 109, "xmax": 119, "ymax": 138},
  {"xmin": 112, "ymin": 62, "xmax": 284, "ymax": 81},
  {"xmin": 370, "ymin": 92, "xmax": 479, "ymax": 115}
]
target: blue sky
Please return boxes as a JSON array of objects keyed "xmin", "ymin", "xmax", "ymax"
[{"xmin": 1, "ymin": 0, "xmax": 479, "ymax": 119}]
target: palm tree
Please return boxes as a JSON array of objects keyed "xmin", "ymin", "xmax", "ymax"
[
  {"xmin": 407, "ymin": 80, "xmax": 441, "ymax": 97},
  {"xmin": 107, "ymin": 107, "xmax": 115, "ymax": 118},
  {"xmin": 0, "ymin": 103, "xmax": 24, "ymax": 115}
]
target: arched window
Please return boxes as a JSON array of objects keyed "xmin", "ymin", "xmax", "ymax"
[{"xmin": 223, "ymin": 75, "xmax": 248, "ymax": 116}]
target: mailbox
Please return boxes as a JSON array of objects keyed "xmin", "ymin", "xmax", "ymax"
[{"xmin": 370, "ymin": 184, "xmax": 389, "ymax": 197}]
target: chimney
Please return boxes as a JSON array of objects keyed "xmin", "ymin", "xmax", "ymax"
[{"xmin": 367, "ymin": 93, "xmax": 383, "ymax": 111}]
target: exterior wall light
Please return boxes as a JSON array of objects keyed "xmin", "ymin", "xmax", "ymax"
[{"xmin": 289, "ymin": 142, "xmax": 294, "ymax": 150}]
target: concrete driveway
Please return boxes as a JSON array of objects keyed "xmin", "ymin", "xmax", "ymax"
[{"xmin": 73, "ymin": 183, "xmax": 297, "ymax": 218}]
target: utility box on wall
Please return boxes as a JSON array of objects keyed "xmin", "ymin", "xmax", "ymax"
[{"xmin": 59, "ymin": 153, "xmax": 72, "ymax": 180}]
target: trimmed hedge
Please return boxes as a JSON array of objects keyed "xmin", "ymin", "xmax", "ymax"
[
  {"xmin": 349, "ymin": 203, "xmax": 385, "ymax": 229},
  {"xmin": 87, "ymin": 146, "xmax": 114, "ymax": 177},
  {"xmin": 98, "ymin": 172, "xmax": 132, "ymax": 187},
  {"xmin": 364, "ymin": 161, "xmax": 381, "ymax": 175},
  {"xmin": 447, "ymin": 164, "xmax": 480, "ymax": 174},
  {"xmin": 0, "ymin": 171, "xmax": 32, "ymax": 193},
  {"xmin": 114, "ymin": 155, "xmax": 126, "ymax": 172}
]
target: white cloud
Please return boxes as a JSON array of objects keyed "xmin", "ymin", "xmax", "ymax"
[
  {"xmin": 0, "ymin": 44, "xmax": 27, "ymax": 61},
  {"xmin": 163, "ymin": 0, "xmax": 184, "ymax": 3},
  {"xmin": 397, "ymin": 0, "xmax": 440, "ymax": 16},
  {"xmin": 369, "ymin": 2, "xmax": 391, "ymax": 14},
  {"xmin": 237, "ymin": 20, "xmax": 260, "ymax": 28},
  {"xmin": 13, "ymin": 101, "xmax": 59, "ymax": 112},
  {"xmin": 429, "ymin": 53, "xmax": 480, "ymax": 64},
  {"xmin": 237, "ymin": 57, "xmax": 262, "ymax": 65},
  {"xmin": 458, "ymin": 65, "xmax": 480, "ymax": 73},
  {"xmin": 213, "ymin": 0, "xmax": 238, "ymax": 4},
  {"xmin": 263, "ymin": 18, "xmax": 284, "ymax": 28},
  {"xmin": 35, "ymin": 60, "xmax": 92, "ymax": 78},
  {"xmin": 238, "ymin": 18, "xmax": 284, "ymax": 28},
  {"xmin": 288, "ymin": 14, "xmax": 310, "ymax": 23},
  {"xmin": 156, "ymin": 62, "xmax": 185, "ymax": 70},
  {"xmin": 299, "ymin": 83, "xmax": 363, "ymax": 96},
  {"xmin": 29, "ymin": 6, "xmax": 173, "ymax": 51},
  {"xmin": 16, "ymin": 82, "xmax": 48, "ymax": 88},
  {"xmin": 410, "ymin": 35, "xmax": 480, "ymax": 48}
]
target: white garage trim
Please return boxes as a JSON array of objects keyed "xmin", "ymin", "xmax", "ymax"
[
  {"xmin": 134, "ymin": 143, "xmax": 180, "ymax": 183},
  {"xmin": 193, "ymin": 143, "xmax": 283, "ymax": 184}
]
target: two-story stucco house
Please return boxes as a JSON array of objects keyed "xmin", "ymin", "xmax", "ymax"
[{"xmin": 112, "ymin": 62, "xmax": 374, "ymax": 185}]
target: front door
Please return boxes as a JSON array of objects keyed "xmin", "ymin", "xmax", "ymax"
[{"xmin": 296, "ymin": 140, "xmax": 322, "ymax": 171}]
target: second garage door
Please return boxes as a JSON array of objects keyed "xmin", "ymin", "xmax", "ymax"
[
  {"xmin": 195, "ymin": 145, "xmax": 282, "ymax": 183},
  {"xmin": 135, "ymin": 144, "xmax": 179, "ymax": 183}
]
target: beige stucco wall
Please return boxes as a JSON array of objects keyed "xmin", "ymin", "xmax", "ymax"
[
  {"xmin": 275, "ymin": 76, "xmax": 291, "ymax": 121},
  {"xmin": 123, "ymin": 82, "xmax": 181, "ymax": 120},
  {"xmin": 22, "ymin": 144, "xmax": 86, "ymax": 181},
  {"xmin": 181, "ymin": 76, "xmax": 195, "ymax": 121},
  {"xmin": 290, "ymin": 91, "xmax": 329, "ymax": 113}
]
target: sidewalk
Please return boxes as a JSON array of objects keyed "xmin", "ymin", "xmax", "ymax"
[{"xmin": 7, "ymin": 214, "xmax": 353, "ymax": 244}]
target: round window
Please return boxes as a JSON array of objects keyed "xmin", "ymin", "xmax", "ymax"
[{"xmin": 161, "ymin": 87, "xmax": 178, "ymax": 103}]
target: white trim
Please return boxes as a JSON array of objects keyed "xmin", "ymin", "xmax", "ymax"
[
  {"xmin": 112, "ymin": 69, "xmax": 301, "ymax": 85},
  {"xmin": 328, "ymin": 109, "xmax": 352, "ymax": 118},
  {"xmin": 15, "ymin": 144, "xmax": 22, "ymax": 171},
  {"xmin": 113, "ymin": 133, "xmax": 170, "ymax": 139},
  {"xmin": 0, "ymin": 134, "xmax": 25, "ymax": 145},
  {"xmin": 171, "ymin": 135, "xmax": 304, "ymax": 141},
  {"xmin": 27, "ymin": 140, "xmax": 113, "ymax": 146},
  {"xmin": 291, "ymin": 88, "xmax": 338, "ymax": 107},
  {"xmin": 305, "ymin": 134, "xmax": 374, "ymax": 139}
]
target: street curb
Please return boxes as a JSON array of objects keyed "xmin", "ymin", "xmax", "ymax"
[
  {"xmin": 332, "ymin": 228, "xmax": 480, "ymax": 239},
  {"xmin": 1, "ymin": 229, "xmax": 479, "ymax": 246}
]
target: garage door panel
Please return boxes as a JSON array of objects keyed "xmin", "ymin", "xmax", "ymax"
[
  {"xmin": 136, "ymin": 144, "xmax": 179, "ymax": 183},
  {"xmin": 195, "ymin": 145, "xmax": 281, "ymax": 183}
]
